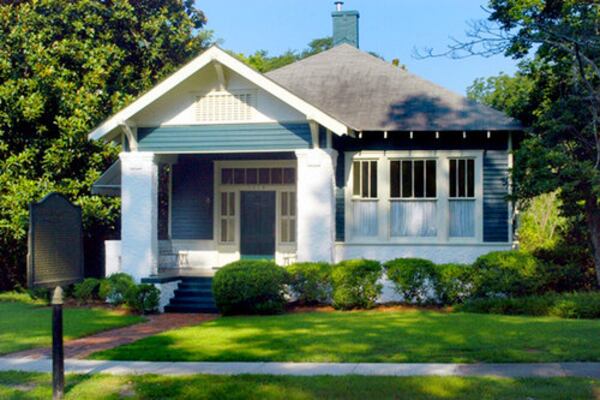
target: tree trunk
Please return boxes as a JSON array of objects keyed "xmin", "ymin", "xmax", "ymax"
[{"xmin": 585, "ymin": 197, "xmax": 600, "ymax": 287}]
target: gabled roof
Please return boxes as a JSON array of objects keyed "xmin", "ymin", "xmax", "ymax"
[
  {"xmin": 88, "ymin": 45, "xmax": 349, "ymax": 141},
  {"xmin": 267, "ymin": 44, "xmax": 522, "ymax": 132}
]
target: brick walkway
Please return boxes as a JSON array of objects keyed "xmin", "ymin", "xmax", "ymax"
[{"xmin": 7, "ymin": 313, "xmax": 216, "ymax": 360}]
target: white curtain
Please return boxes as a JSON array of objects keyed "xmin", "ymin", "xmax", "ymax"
[
  {"xmin": 391, "ymin": 201, "xmax": 437, "ymax": 237},
  {"xmin": 352, "ymin": 201, "xmax": 378, "ymax": 237},
  {"xmin": 449, "ymin": 200, "xmax": 475, "ymax": 237}
]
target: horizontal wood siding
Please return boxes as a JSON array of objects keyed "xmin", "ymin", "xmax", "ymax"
[
  {"xmin": 483, "ymin": 150, "xmax": 509, "ymax": 242},
  {"xmin": 137, "ymin": 123, "xmax": 311, "ymax": 152},
  {"xmin": 171, "ymin": 157, "xmax": 213, "ymax": 240}
]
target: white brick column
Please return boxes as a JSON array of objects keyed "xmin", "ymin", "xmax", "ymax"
[
  {"xmin": 295, "ymin": 149, "xmax": 337, "ymax": 263},
  {"xmin": 119, "ymin": 152, "xmax": 158, "ymax": 282}
]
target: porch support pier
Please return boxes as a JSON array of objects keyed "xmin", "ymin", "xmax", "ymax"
[
  {"xmin": 120, "ymin": 152, "xmax": 158, "ymax": 282},
  {"xmin": 295, "ymin": 149, "xmax": 337, "ymax": 263}
]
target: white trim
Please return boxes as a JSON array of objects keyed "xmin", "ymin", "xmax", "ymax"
[
  {"xmin": 345, "ymin": 150, "xmax": 485, "ymax": 245},
  {"xmin": 213, "ymin": 160, "xmax": 298, "ymax": 260},
  {"xmin": 88, "ymin": 46, "xmax": 348, "ymax": 141},
  {"xmin": 508, "ymin": 132, "xmax": 514, "ymax": 245}
]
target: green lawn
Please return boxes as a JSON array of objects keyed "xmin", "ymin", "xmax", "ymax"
[
  {"xmin": 0, "ymin": 372, "xmax": 598, "ymax": 400},
  {"xmin": 94, "ymin": 309, "xmax": 600, "ymax": 363},
  {"xmin": 0, "ymin": 298, "xmax": 144, "ymax": 355}
]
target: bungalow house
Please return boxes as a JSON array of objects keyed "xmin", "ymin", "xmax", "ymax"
[{"xmin": 91, "ymin": 4, "xmax": 521, "ymax": 311}]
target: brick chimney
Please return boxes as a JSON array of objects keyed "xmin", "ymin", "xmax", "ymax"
[{"xmin": 332, "ymin": 2, "xmax": 360, "ymax": 48}]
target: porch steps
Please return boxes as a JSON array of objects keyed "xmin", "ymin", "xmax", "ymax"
[{"xmin": 164, "ymin": 277, "xmax": 218, "ymax": 314}]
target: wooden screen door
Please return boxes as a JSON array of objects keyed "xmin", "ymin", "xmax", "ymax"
[{"xmin": 240, "ymin": 191, "xmax": 276, "ymax": 260}]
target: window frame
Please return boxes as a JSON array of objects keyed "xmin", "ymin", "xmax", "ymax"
[
  {"xmin": 389, "ymin": 158, "xmax": 438, "ymax": 200},
  {"xmin": 352, "ymin": 159, "xmax": 379, "ymax": 200},
  {"xmin": 345, "ymin": 150, "xmax": 484, "ymax": 244}
]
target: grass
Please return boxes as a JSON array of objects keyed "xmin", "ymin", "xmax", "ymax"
[
  {"xmin": 0, "ymin": 296, "xmax": 144, "ymax": 355},
  {"xmin": 94, "ymin": 309, "xmax": 600, "ymax": 363},
  {"xmin": 0, "ymin": 371, "xmax": 599, "ymax": 400}
]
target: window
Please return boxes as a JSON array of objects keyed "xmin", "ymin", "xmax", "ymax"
[
  {"xmin": 352, "ymin": 160, "xmax": 377, "ymax": 198},
  {"xmin": 449, "ymin": 159, "xmax": 475, "ymax": 198},
  {"xmin": 221, "ymin": 168, "xmax": 295, "ymax": 185},
  {"xmin": 280, "ymin": 192, "xmax": 296, "ymax": 243},
  {"xmin": 449, "ymin": 159, "xmax": 476, "ymax": 237},
  {"xmin": 352, "ymin": 160, "xmax": 378, "ymax": 236},
  {"xmin": 196, "ymin": 92, "xmax": 255, "ymax": 122},
  {"xmin": 220, "ymin": 192, "xmax": 235, "ymax": 242},
  {"xmin": 390, "ymin": 160, "xmax": 436, "ymax": 199}
]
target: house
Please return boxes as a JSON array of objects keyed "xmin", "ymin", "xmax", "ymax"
[{"xmin": 90, "ymin": 3, "xmax": 521, "ymax": 309}]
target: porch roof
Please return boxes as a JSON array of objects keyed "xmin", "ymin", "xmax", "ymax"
[{"xmin": 91, "ymin": 160, "xmax": 120, "ymax": 196}]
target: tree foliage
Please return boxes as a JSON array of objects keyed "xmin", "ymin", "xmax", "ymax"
[
  {"xmin": 438, "ymin": 1, "xmax": 600, "ymax": 285},
  {"xmin": 0, "ymin": 0, "xmax": 211, "ymax": 290},
  {"xmin": 233, "ymin": 37, "xmax": 334, "ymax": 73}
]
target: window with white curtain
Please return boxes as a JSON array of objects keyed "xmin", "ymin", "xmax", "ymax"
[
  {"xmin": 389, "ymin": 159, "xmax": 438, "ymax": 237},
  {"xmin": 449, "ymin": 159, "xmax": 476, "ymax": 237},
  {"xmin": 220, "ymin": 192, "xmax": 236, "ymax": 243},
  {"xmin": 352, "ymin": 160, "xmax": 378, "ymax": 237}
]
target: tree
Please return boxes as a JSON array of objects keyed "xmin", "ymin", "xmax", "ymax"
[
  {"xmin": 0, "ymin": 0, "xmax": 211, "ymax": 290},
  {"xmin": 233, "ymin": 37, "xmax": 334, "ymax": 73},
  {"xmin": 424, "ymin": 1, "xmax": 600, "ymax": 285}
]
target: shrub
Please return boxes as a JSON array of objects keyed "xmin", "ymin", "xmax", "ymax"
[
  {"xmin": 457, "ymin": 291, "xmax": 600, "ymax": 319},
  {"xmin": 287, "ymin": 262, "xmax": 333, "ymax": 305},
  {"xmin": 73, "ymin": 278, "xmax": 101, "ymax": 304},
  {"xmin": 126, "ymin": 284, "xmax": 160, "ymax": 314},
  {"xmin": 434, "ymin": 263, "xmax": 474, "ymax": 305},
  {"xmin": 212, "ymin": 260, "xmax": 288, "ymax": 315},
  {"xmin": 384, "ymin": 258, "xmax": 437, "ymax": 305},
  {"xmin": 331, "ymin": 259, "xmax": 382, "ymax": 310},
  {"xmin": 534, "ymin": 245, "xmax": 597, "ymax": 293},
  {"xmin": 99, "ymin": 273, "xmax": 135, "ymax": 305},
  {"xmin": 471, "ymin": 251, "xmax": 543, "ymax": 298}
]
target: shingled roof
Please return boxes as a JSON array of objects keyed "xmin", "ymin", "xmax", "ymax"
[{"xmin": 266, "ymin": 44, "xmax": 522, "ymax": 132}]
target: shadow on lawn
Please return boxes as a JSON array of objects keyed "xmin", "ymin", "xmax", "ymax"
[
  {"xmin": 95, "ymin": 310, "xmax": 600, "ymax": 363},
  {"xmin": 129, "ymin": 374, "xmax": 598, "ymax": 400}
]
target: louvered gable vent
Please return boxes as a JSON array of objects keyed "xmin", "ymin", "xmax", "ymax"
[{"xmin": 196, "ymin": 91, "xmax": 256, "ymax": 122}]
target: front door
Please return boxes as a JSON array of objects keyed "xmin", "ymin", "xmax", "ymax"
[{"xmin": 240, "ymin": 191, "xmax": 276, "ymax": 260}]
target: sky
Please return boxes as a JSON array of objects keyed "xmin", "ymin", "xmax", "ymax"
[{"xmin": 197, "ymin": 0, "xmax": 519, "ymax": 95}]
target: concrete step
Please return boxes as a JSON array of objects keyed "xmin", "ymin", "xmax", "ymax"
[{"xmin": 174, "ymin": 288, "xmax": 214, "ymax": 297}]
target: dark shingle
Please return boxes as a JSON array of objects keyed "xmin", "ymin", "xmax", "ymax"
[{"xmin": 266, "ymin": 44, "xmax": 522, "ymax": 132}]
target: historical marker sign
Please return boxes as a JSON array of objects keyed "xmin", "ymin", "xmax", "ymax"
[{"xmin": 27, "ymin": 193, "xmax": 84, "ymax": 288}]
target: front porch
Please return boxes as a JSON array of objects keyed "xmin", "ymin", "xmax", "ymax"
[{"xmin": 104, "ymin": 148, "xmax": 337, "ymax": 282}]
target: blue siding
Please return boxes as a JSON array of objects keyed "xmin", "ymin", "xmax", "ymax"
[
  {"xmin": 483, "ymin": 150, "xmax": 509, "ymax": 242},
  {"xmin": 137, "ymin": 123, "xmax": 311, "ymax": 152},
  {"xmin": 171, "ymin": 158, "xmax": 213, "ymax": 240}
]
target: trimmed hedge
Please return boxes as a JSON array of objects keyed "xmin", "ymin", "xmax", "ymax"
[
  {"xmin": 287, "ymin": 262, "xmax": 333, "ymax": 305},
  {"xmin": 126, "ymin": 283, "xmax": 160, "ymax": 314},
  {"xmin": 99, "ymin": 273, "xmax": 135, "ymax": 305},
  {"xmin": 332, "ymin": 259, "xmax": 382, "ymax": 310},
  {"xmin": 434, "ymin": 263, "xmax": 474, "ymax": 305},
  {"xmin": 457, "ymin": 291, "xmax": 600, "ymax": 319},
  {"xmin": 213, "ymin": 260, "xmax": 288, "ymax": 315},
  {"xmin": 471, "ymin": 251, "xmax": 543, "ymax": 298},
  {"xmin": 73, "ymin": 278, "xmax": 101, "ymax": 304},
  {"xmin": 384, "ymin": 258, "xmax": 436, "ymax": 305}
]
